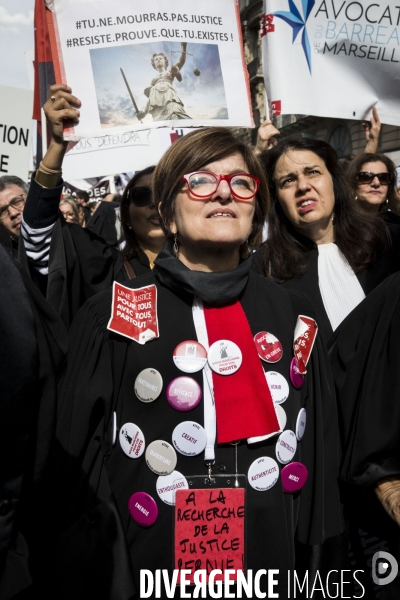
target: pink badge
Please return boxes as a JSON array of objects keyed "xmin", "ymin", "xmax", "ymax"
[
  {"xmin": 166, "ymin": 377, "xmax": 202, "ymax": 411},
  {"xmin": 128, "ymin": 491, "xmax": 158, "ymax": 526},
  {"xmin": 254, "ymin": 331, "xmax": 283, "ymax": 364},
  {"xmin": 290, "ymin": 357, "xmax": 305, "ymax": 390},
  {"xmin": 107, "ymin": 282, "xmax": 159, "ymax": 345},
  {"xmin": 281, "ymin": 462, "xmax": 308, "ymax": 493},
  {"xmin": 293, "ymin": 316, "xmax": 318, "ymax": 375}
]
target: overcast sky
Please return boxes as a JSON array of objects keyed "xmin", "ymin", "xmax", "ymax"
[{"xmin": 0, "ymin": 0, "xmax": 34, "ymax": 89}]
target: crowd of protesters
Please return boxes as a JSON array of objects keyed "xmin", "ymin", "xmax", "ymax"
[{"xmin": 2, "ymin": 84, "xmax": 400, "ymax": 600}]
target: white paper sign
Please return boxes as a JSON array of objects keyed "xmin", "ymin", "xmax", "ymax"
[
  {"xmin": 49, "ymin": 0, "xmax": 253, "ymax": 140},
  {"xmin": 262, "ymin": 0, "xmax": 400, "ymax": 126},
  {"xmin": 0, "ymin": 86, "xmax": 33, "ymax": 181}
]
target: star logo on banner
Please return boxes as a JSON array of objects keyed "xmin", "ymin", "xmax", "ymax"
[{"xmin": 273, "ymin": 0, "xmax": 315, "ymax": 73}]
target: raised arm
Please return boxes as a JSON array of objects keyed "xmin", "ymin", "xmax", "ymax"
[
  {"xmin": 363, "ymin": 106, "xmax": 381, "ymax": 154},
  {"xmin": 21, "ymin": 85, "xmax": 81, "ymax": 274}
]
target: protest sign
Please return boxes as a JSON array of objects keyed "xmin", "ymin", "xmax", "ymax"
[
  {"xmin": 262, "ymin": 0, "xmax": 400, "ymax": 125},
  {"xmin": 62, "ymin": 127, "xmax": 176, "ymax": 180},
  {"xmin": 62, "ymin": 177, "xmax": 111, "ymax": 198},
  {"xmin": 47, "ymin": 0, "xmax": 253, "ymax": 140},
  {"xmin": 0, "ymin": 86, "xmax": 33, "ymax": 180}
]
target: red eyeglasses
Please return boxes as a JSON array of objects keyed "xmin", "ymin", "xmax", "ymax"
[{"xmin": 182, "ymin": 171, "xmax": 260, "ymax": 200}]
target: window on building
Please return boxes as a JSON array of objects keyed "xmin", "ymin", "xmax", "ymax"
[{"xmin": 329, "ymin": 125, "xmax": 352, "ymax": 158}]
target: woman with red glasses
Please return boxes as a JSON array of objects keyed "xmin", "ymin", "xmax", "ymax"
[
  {"xmin": 43, "ymin": 126, "xmax": 345, "ymax": 598},
  {"xmin": 346, "ymin": 152, "xmax": 399, "ymax": 220}
]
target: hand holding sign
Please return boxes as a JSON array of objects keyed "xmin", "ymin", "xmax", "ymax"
[{"xmin": 43, "ymin": 84, "xmax": 81, "ymax": 145}]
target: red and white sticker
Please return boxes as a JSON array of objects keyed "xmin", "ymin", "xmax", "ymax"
[
  {"xmin": 207, "ymin": 340, "xmax": 242, "ymax": 375},
  {"xmin": 293, "ymin": 316, "xmax": 318, "ymax": 375},
  {"xmin": 107, "ymin": 282, "xmax": 159, "ymax": 345},
  {"xmin": 254, "ymin": 332, "xmax": 283, "ymax": 363}
]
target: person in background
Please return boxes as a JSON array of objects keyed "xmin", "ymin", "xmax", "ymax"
[
  {"xmin": 102, "ymin": 192, "xmax": 122, "ymax": 203},
  {"xmin": 255, "ymin": 136, "xmax": 400, "ymax": 341},
  {"xmin": 21, "ymin": 84, "xmax": 165, "ymax": 328},
  {"xmin": 59, "ymin": 197, "xmax": 80, "ymax": 224},
  {"xmin": 0, "ymin": 175, "xmax": 28, "ymax": 256},
  {"xmin": 347, "ymin": 152, "xmax": 399, "ymax": 220},
  {"xmin": 75, "ymin": 190, "xmax": 91, "ymax": 223}
]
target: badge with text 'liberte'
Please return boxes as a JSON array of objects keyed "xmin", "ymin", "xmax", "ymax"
[
  {"xmin": 293, "ymin": 315, "xmax": 318, "ymax": 376},
  {"xmin": 107, "ymin": 282, "xmax": 159, "ymax": 344},
  {"xmin": 174, "ymin": 488, "xmax": 245, "ymax": 584}
]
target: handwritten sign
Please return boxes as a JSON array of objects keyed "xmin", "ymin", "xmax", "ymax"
[
  {"xmin": 174, "ymin": 488, "xmax": 245, "ymax": 583},
  {"xmin": 107, "ymin": 282, "xmax": 159, "ymax": 344}
]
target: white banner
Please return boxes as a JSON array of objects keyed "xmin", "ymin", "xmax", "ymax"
[
  {"xmin": 50, "ymin": 0, "xmax": 253, "ymax": 140},
  {"xmin": 62, "ymin": 127, "xmax": 192, "ymax": 179},
  {"xmin": 0, "ymin": 85, "xmax": 33, "ymax": 181},
  {"xmin": 262, "ymin": 0, "xmax": 400, "ymax": 125}
]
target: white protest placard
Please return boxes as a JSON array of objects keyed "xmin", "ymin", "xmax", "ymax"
[
  {"xmin": 49, "ymin": 0, "xmax": 253, "ymax": 140},
  {"xmin": 0, "ymin": 86, "xmax": 33, "ymax": 180},
  {"xmin": 63, "ymin": 127, "xmax": 175, "ymax": 179},
  {"xmin": 262, "ymin": 0, "xmax": 400, "ymax": 125}
]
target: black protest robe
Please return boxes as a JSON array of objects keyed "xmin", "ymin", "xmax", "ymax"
[
  {"xmin": 46, "ymin": 241, "xmax": 344, "ymax": 599},
  {"xmin": 23, "ymin": 178, "xmax": 151, "ymax": 328},
  {"xmin": 329, "ymin": 272, "xmax": 400, "ymax": 599},
  {"xmin": 0, "ymin": 244, "xmax": 67, "ymax": 599},
  {"xmin": 85, "ymin": 201, "xmax": 121, "ymax": 247},
  {"xmin": 253, "ymin": 224, "xmax": 400, "ymax": 342}
]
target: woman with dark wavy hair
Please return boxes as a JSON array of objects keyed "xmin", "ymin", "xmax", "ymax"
[
  {"xmin": 256, "ymin": 135, "xmax": 400, "ymax": 340},
  {"xmin": 347, "ymin": 152, "xmax": 399, "ymax": 220}
]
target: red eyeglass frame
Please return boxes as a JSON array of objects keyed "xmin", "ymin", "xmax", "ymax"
[{"xmin": 182, "ymin": 171, "xmax": 261, "ymax": 200}]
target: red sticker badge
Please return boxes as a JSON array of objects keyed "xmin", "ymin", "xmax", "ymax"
[
  {"xmin": 254, "ymin": 331, "xmax": 283, "ymax": 363},
  {"xmin": 293, "ymin": 316, "xmax": 318, "ymax": 375},
  {"xmin": 107, "ymin": 282, "xmax": 159, "ymax": 344}
]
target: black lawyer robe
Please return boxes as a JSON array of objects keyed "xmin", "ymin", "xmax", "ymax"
[
  {"xmin": 45, "ymin": 265, "xmax": 344, "ymax": 599},
  {"xmin": 329, "ymin": 272, "xmax": 400, "ymax": 599},
  {"xmin": 22, "ymin": 178, "xmax": 151, "ymax": 328},
  {"xmin": 253, "ymin": 224, "xmax": 400, "ymax": 342}
]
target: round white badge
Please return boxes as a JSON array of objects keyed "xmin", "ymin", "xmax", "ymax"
[
  {"xmin": 248, "ymin": 456, "xmax": 280, "ymax": 491},
  {"xmin": 119, "ymin": 422, "xmax": 145, "ymax": 459},
  {"xmin": 296, "ymin": 408, "xmax": 307, "ymax": 441},
  {"xmin": 135, "ymin": 368, "xmax": 163, "ymax": 403},
  {"xmin": 207, "ymin": 340, "xmax": 242, "ymax": 376},
  {"xmin": 276, "ymin": 430, "xmax": 297, "ymax": 465},
  {"xmin": 145, "ymin": 440, "xmax": 177, "ymax": 476},
  {"xmin": 172, "ymin": 421, "xmax": 207, "ymax": 457},
  {"xmin": 275, "ymin": 404, "xmax": 287, "ymax": 431},
  {"xmin": 156, "ymin": 471, "xmax": 189, "ymax": 505},
  {"xmin": 112, "ymin": 412, "xmax": 117, "ymax": 446},
  {"xmin": 265, "ymin": 371, "xmax": 289, "ymax": 405},
  {"xmin": 173, "ymin": 341, "xmax": 208, "ymax": 374}
]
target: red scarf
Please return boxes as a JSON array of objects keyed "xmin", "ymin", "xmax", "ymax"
[{"xmin": 204, "ymin": 301, "xmax": 280, "ymax": 444}]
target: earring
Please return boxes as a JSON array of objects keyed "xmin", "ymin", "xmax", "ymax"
[
  {"xmin": 173, "ymin": 233, "xmax": 178, "ymax": 257},
  {"xmin": 240, "ymin": 239, "xmax": 251, "ymax": 259},
  {"xmin": 355, "ymin": 196, "xmax": 358, "ymax": 201},
  {"xmin": 332, "ymin": 211, "xmax": 335, "ymax": 223}
]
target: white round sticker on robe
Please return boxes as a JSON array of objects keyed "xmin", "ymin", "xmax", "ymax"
[
  {"xmin": 248, "ymin": 456, "xmax": 280, "ymax": 491},
  {"xmin": 296, "ymin": 408, "xmax": 307, "ymax": 441},
  {"xmin": 173, "ymin": 341, "xmax": 208, "ymax": 374},
  {"xmin": 276, "ymin": 430, "xmax": 297, "ymax": 464},
  {"xmin": 265, "ymin": 371, "xmax": 289, "ymax": 405},
  {"xmin": 135, "ymin": 368, "xmax": 163, "ymax": 403},
  {"xmin": 172, "ymin": 421, "xmax": 207, "ymax": 456},
  {"xmin": 120, "ymin": 422, "xmax": 145, "ymax": 459},
  {"xmin": 145, "ymin": 440, "xmax": 177, "ymax": 476},
  {"xmin": 275, "ymin": 404, "xmax": 287, "ymax": 431},
  {"xmin": 112, "ymin": 412, "xmax": 117, "ymax": 446},
  {"xmin": 208, "ymin": 340, "xmax": 242, "ymax": 376},
  {"xmin": 156, "ymin": 471, "xmax": 189, "ymax": 505}
]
